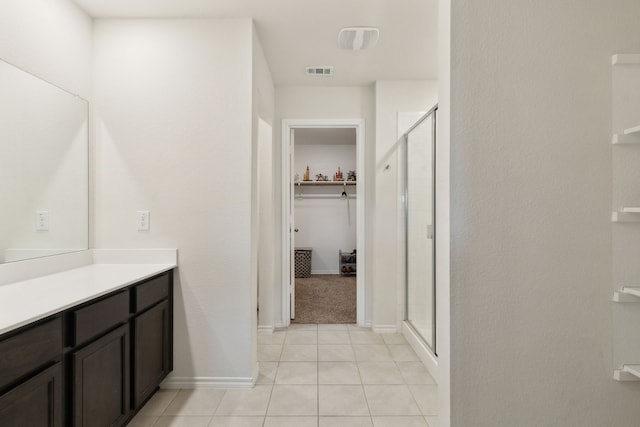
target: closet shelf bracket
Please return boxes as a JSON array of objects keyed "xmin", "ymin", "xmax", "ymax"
[
  {"xmin": 614, "ymin": 365, "xmax": 640, "ymax": 381},
  {"xmin": 613, "ymin": 287, "xmax": 640, "ymax": 302}
]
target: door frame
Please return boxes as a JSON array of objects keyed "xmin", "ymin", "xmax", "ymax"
[{"xmin": 281, "ymin": 118, "xmax": 366, "ymax": 327}]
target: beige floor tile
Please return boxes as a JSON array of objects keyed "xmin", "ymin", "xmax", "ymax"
[
  {"xmin": 364, "ymin": 385, "xmax": 421, "ymax": 416},
  {"xmin": 318, "ymin": 331, "xmax": 351, "ymax": 345},
  {"xmin": 258, "ymin": 331, "xmax": 287, "ymax": 345},
  {"xmin": 275, "ymin": 362, "xmax": 318, "ymax": 384},
  {"xmin": 353, "ymin": 345, "xmax": 393, "ymax": 362},
  {"xmin": 319, "ymin": 416, "xmax": 373, "ymax": 426},
  {"xmin": 280, "ymin": 345, "xmax": 318, "ymax": 361},
  {"xmin": 357, "ymin": 362, "xmax": 404, "ymax": 384},
  {"xmin": 388, "ymin": 345, "xmax": 420, "ymax": 362},
  {"xmin": 256, "ymin": 362, "xmax": 278, "ymax": 384},
  {"xmin": 208, "ymin": 416, "xmax": 265, "ymax": 426},
  {"xmin": 425, "ymin": 415, "xmax": 439, "ymax": 427},
  {"xmin": 258, "ymin": 345, "xmax": 283, "ymax": 362},
  {"xmin": 263, "ymin": 416, "xmax": 317, "ymax": 427},
  {"xmin": 267, "ymin": 385, "xmax": 318, "ymax": 416},
  {"xmin": 127, "ymin": 415, "xmax": 158, "ymax": 427},
  {"xmin": 372, "ymin": 416, "xmax": 428, "ymax": 426},
  {"xmin": 381, "ymin": 334, "xmax": 408, "ymax": 345},
  {"xmin": 287, "ymin": 324, "xmax": 318, "ymax": 331},
  {"xmin": 318, "ymin": 324, "xmax": 350, "ymax": 331},
  {"xmin": 318, "ymin": 345, "xmax": 355, "ymax": 362},
  {"xmin": 350, "ymin": 331, "xmax": 385, "ymax": 345},
  {"xmin": 409, "ymin": 385, "xmax": 438, "ymax": 415},
  {"xmin": 214, "ymin": 385, "xmax": 272, "ymax": 416},
  {"xmin": 319, "ymin": 362, "xmax": 361, "ymax": 384},
  {"xmin": 284, "ymin": 330, "xmax": 318, "ymax": 345},
  {"xmin": 319, "ymin": 385, "xmax": 370, "ymax": 416},
  {"xmin": 396, "ymin": 362, "xmax": 436, "ymax": 385},
  {"xmin": 164, "ymin": 389, "xmax": 226, "ymax": 416},
  {"xmin": 347, "ymin": 324, "xmax": 370, "ymax": 331},
  {"xmin": 154, "ymin": 416, "xmax": 213, "ymax": 427},
  {"xmin": 138, "ymin": 389, "xmax": 179, "ymax": 416},
  {"xmin": 208, "ymin": 416, "xmax": 264, "ymax": 426}
]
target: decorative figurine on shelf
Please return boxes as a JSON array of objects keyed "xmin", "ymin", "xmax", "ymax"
[
  {"xmin": 347, "ymin": 170, "xmax": 356, "ymax": 181},
  {"xmin": 316, "ymin": 173, "xmax": 328, "ymax": 181},
  {"xmin": 294, "ymin": 173, "xmax": 300, "ymax": 182},
  {"xmin": 303, "ymin": 165, "xmax": 310, "ymax": 181},
  {"xmin": 334, "ymin": 166, "xmax": 344, "ymax": 181}
]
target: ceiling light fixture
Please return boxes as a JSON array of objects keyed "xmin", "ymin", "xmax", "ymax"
[{"xmin": 338, "ymin": 27, "xmax": 380, "ymax": 50}]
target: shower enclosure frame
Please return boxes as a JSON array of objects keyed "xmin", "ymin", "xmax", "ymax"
[{"xmin": 404, "ymin": 105, "xmax": 438, "ymax": 355}]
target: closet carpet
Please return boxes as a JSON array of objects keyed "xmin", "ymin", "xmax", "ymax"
[{"xmin": 292, "ymin": 274, "xmax": 356, "ymax": 324}]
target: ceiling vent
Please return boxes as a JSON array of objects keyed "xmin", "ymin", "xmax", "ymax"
[
  {"xmin": 305, "ymin": 66, "xmax": 334, "ymax": 76},
  {"xmin": 338, "ymin": 27, "xmax": 380, "ymax": 50}
]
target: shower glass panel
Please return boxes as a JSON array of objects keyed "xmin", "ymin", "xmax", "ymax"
[{"xmin": 405, "ymin": 108, "xmax": 436, "ymax": 352}]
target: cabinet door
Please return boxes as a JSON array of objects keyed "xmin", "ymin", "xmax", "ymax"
[
  {"xmin": 0, "ymin": 363, "xmax": 62, "ymax": 427},
  {"xmin": 133, "ymin": 300, "xmax": 169, "ymax": 408},
  {"xmin": 72, "ymin": 324, "xmax": 129, "ymax": 427}
]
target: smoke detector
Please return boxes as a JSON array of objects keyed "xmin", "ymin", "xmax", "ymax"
[
  {"xmin": 305, "ymin": 66, "xmax": 334, "ymax": 76},
  {"xmin": 338, "ymin": 27, "xmax": 380, "ymax": 50}
]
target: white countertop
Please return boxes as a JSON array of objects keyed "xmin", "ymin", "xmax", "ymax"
[{"xmin": 0, "ymin": 249, "xmax": 177, "ymax": 335}]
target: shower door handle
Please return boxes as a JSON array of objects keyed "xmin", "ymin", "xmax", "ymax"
[{"xmin": 427, "ymin": 225, "xmax": 434, "ymax": 240}]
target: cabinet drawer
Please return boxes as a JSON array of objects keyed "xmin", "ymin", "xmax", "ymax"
[
  {"xmin": 73, "ymin": 291, "xmax": 129, "ymax": 345},
  {"xmin": 134, "ymin": 274, "xmax": 169, "ymax": 313},
  {"xmin": 0, "ymin": 318, "xmax": 62, "ymax": 390}
]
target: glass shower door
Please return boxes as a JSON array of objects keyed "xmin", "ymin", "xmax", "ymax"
[{"xmin": 405, "ymin": 109, "xmax": 436, "ymax": 352}]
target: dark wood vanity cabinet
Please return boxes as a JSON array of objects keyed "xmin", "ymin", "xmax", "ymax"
[{"xmin": 0, "ymin": 270, "xmax": 173, "ymax": 427}]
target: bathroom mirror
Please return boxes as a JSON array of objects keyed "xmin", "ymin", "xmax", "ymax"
[{"xmin": 0, "ymin": 59, "xmax": 88, "ymax": 263}]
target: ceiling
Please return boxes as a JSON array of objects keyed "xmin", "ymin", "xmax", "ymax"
[{"xmin": 72, "ymin": 0, "xmax": 438, "ymax": 87}]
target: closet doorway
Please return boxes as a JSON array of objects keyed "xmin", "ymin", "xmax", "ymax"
[{"xmin": 281, "ymin": 119, "xmax": 365, "ymax": 326}]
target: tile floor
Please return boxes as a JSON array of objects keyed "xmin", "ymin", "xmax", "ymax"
[{"xmin": 129, "ymin": 324, "xmax": 438, "ymax": 427}]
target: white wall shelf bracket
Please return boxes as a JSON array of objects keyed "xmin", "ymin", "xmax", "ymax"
[
  {"xmin": 612, "ymin": 133, "xmax": 640, "ymax": 145},
  {"xmin": 614, "ymin": 365, "xmax": 640, "ymax": 381},
  {"xmin": 612, "ymin": 54, "xmax": 640, "ymax": 65},
  {"xmin": 611, "ymin": 211, "xmax": 640, "ymax": 223},
  {"xmin": 613, "ymin": 287, "xmax": 640, "ymax": 302}
]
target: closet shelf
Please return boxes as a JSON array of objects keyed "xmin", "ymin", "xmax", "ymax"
[
  {"xmin": 295, "ymin": 181, "xmax": 357, "ymax": 186},
  {"xmin": 614, "ymin": 365, "xmax": 640, "ymax": 382},
  {"xmin": 613, "ymin": 287, "xmax": 640, "ymax": 302},
  {"xmin": 612, "ymin": 54, "xmax": 640, "ymax": 65},
  {"xmin": 611, "ymin": 211, "xmax": 640, "ymax": 223}
]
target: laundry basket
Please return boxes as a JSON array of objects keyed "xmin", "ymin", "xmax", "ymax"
[{"xmin": 294, "ymin": 248, "xmax": 312, "ymax": 278}]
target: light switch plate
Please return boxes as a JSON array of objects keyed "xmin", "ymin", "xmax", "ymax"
[
  {"xmin": 137, "ymin": 210, "xmax": 149, "ymax": 231},
  {"xmin": 36, "ymin": 211, "xmax": 49, "ymax": 231}
]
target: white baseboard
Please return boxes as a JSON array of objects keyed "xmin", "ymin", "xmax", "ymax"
[
  {"xmin": 258, "ymin": 325, "xmax": 275, "ymax": 333},
  {"xmin": 361, "ymin": 320, "xmax": 372, "ymax": 328},
  {"xmin": 160, "ymin": 376, "xmax": 254, "ymax": 389},
  {"xmin": 311, "ymin": 270, "xmax": 339, "ymax": 275},
  {"xmin": 373, "ymin": 324, "xmax": 398, "ymax": 334},
  {"xmin": 275, "ymin": 320, "xmax": 287, "ymax": 329},
  {"xmin": 402, "ymin": 321, "xmax": 438, "ymax": 384}
]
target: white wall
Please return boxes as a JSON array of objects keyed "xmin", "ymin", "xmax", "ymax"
[
  {"xmin": 449, "ymin": 1, "xmax": 640, "ymax": 426},
  {"xmin": 272, "ymin": 86, "xmax": 375, "ymax": 327},
  {"xmin": 294, "ymin": 142, "xmax": 357, "ymax": 274},
  {"xmin": 373, "ymin": 80, "xmax": 438, "ymax": 332},
  {"xmin": 92, "ymin": 18, "xmax": 259, "ymax": 384},
  {"xmin": 0, "ymin": 0, "xmax": 92, "ymax": 99}
]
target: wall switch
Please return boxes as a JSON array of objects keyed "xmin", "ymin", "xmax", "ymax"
[
  {"xmin": 36, "ymin": 211, "xmax": 49, "ymax": 231},
  {"xmin": 137, "ymin": 210, "xmax": 150, "ymax": 231}
]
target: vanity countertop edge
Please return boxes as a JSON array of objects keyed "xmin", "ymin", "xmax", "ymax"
[{"xmin": 0, "ymin": 249, "xmax": 177, "ymax": 335}]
